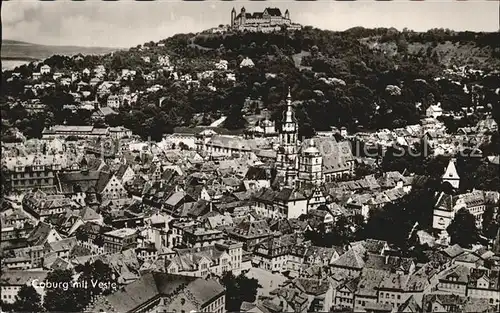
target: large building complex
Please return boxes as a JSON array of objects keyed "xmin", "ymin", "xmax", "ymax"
[{"xmin": 230, "ymin": 7, "xmax": 302, "ymax": 32}]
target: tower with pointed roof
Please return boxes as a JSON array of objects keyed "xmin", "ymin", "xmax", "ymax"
[
  {"xmin": 231, "ymin": 7, "xmax": 236, "ymax": 28},
  {"xmin": 276, "ymin": 87, "xmax": 299, "ymax": 187},
  {"xmin": 298, "ymin": 138, "xmax": 323, "ymax": 187},
  {"xmin": 442, "ymin": 158, "xmax": 460, "ymax": 189},
  {"xmin": 240, "ymin": 7, "xmax": 246, "ymax": 25}
]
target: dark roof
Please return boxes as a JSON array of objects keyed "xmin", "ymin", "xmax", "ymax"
[
  {"xmin": 27, "ymin": 222, "xmax": 55, "ymax": 246},
  {"xmin": 275, "ymin": 187, "xmax": 307, "ymax": 202},
  {"xmin": 89, "ymin": 272, "xmax": 224, "ymax": 312},
  {"xmin": 57, "ymin": 171, "xmax": 100, "ymax": 193},
  {"xmin": 186, "ymin": 200, "xmax": 211, "ymax": 218},
  {"xmin": 265, "ymin": 8, "xmax": 282, "ymax": 17},
  {"xmin": 115, "ymin": 164, "xmax": 129, "ymax": 180},
  {"xmin": 96, "ymin": 171, "xmax": 113, "ymax": 193},
  {"xmin": 245, "ymin": 166, "xmax": 272, "ymax": 180}
]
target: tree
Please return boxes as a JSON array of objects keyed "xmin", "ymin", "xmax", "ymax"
[
  {"xmin": 75, "ymin": 228, "xmax": 89, "ymax": 242},
  {"xmin": 10, "ymin": 285, "xmax": 43, "ymax": 313},
  {"xmin": 224, "ymin": 103, "xmax": 247, "ymax": 130},
  {"xmin": 44, "ymin": 269, "xmax": 89, "ymax": 312},
  {"xmin": 447, "ymin": 208, "xmax": 479, "ymax": 248},
  {"xmin": 482, "ymin": 206, "xmax": 499, "ymax": 239},
  {"xmin": 75, "ymin": 260, "xmax": 117, "ymax": 299},
  {"xmin": 221, "ymin": 272, "xmax": 261, "ymax": 311},
  {"xmin": 93, "ymin": 235, "xmax": 105, "ymax": 247}
]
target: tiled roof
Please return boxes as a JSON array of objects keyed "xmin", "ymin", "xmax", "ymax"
[
  {"xmin": 27, "ymin": 222, "xmax": 55, "ymax": 246},
  {"xmin": 1, "ymin": 270, "xmax": 49, "ymax": 286},
  {"xmin": 264, "ymin": 8, "xmax": 282, "ymax": 17},
  {"xmin": 398, "ymin": 295, "xmax": 422, "ymax": 313},
  {"xmin": 47, "ymin": 237, "xmax": 77, "ymax": 252},
  {"xmin": 440, "ymin": 264, "xmax": 470, "ymax": 283},
  {"xmin": 229, "ymin": 219, "xmax": 273, "ymax": 239},
  {"xmin": 364, "ymin": 254, "xmax": 415, "ymax": 274},
  {"xmin": 57, "ymin": 170, "xmax": 101, "ymax": 193},
  {"xmin": 442, "ymin": 244, "xmax": 465, "ymax": 258},
  {"xmin": 331, "ymin": 245, "xmax": 366, "ymax": 270},
  {"xmin": 356, "ymin": 268, "xmax": 387, "ymax": 297}
]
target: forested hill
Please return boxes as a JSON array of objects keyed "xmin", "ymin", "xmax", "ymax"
[{"xmin": 3, "ymin": 26, "xmax": 499, "ymax": 140}]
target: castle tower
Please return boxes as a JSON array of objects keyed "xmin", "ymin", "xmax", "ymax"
[
  {"xmin": 442, "ymin": 158, "xmax": 460, "ymax": 189},
  {"xmin": 241, "ymin": 7, "xmax": 246, "ymax": 25},
  {"xmin": 276, "ymin": 87, "xmax": 299, "ymax": 187},
  {"xmin": 298, "ymin": 138, "xmax": 323, "ymax": 187},
  {"xmin": 231, "ymin": 7, "xmax": 236, "ymax": 27}
]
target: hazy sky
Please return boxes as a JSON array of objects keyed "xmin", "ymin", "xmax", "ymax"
[{"xmin": 3, "ymin": 0, "xmax": 499, "ymax": 48}]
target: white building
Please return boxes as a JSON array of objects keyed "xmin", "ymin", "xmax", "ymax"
[
  {"xmin": 426, "ymin": 103, "xmax": 443, "ymax": 118},
  {"xmin": 442, "ymin": 158, "xmax": 460, "ymax": 189},
  {"xmin": 298, "ymin": 139, "xmax": 323, "ymax": 187},
  {"xmin": 0, "ymin": 271, "xmax": 48, "ymax": 304},
  {"xmin": 433, "ymin": 190, "xmax": 491, "ymax": 231},
  {"xmin": 240, "ymin": 57, "xmax": 255, "ymax": 68},
  {"xmin": 107, "ymin": 95, "xmax": 121, "ymax": 109},
  {"xmin": 40, "ymin": 65, "xmax": 51, "ymax": 74}
]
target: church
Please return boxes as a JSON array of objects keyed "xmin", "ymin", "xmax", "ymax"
[
  {"xmin": 230, "ymin": 7, "xmax": 301, "ymax": 32},
  {"xmin": 275, "ymin": 88, "xmax": 355, "ymax": 188}
]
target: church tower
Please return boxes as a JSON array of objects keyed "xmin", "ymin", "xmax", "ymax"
[
  {"xmin": 276, "ymin": 87, "xmax": 299, "ymax": 187},
  {"xmin": 241, "ymin": 7, "xmax": 246, "ymax": 25},
  {"xmin": 231, "ymin": 7, "xmax": 236, "ymax": 27},
  {"xmin": 442, "ymin": 158, "xmax": 460, "ymax": 189},
  {"xmin": 285, "ymin": 9, "xmax": 290, "ymax": 20},
  {"xmin": 298, "ymin": 138, "xmax": 323, "ymax": 187}
]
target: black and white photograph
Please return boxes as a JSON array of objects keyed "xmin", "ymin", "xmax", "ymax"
[{"xmin": 1, "ymin": 0, "xmax": 499, "ymax": 312}]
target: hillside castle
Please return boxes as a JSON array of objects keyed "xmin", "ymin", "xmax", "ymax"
[{"xmin": 230, "ymin": 7, "xmax": 302, "ymax": 32}]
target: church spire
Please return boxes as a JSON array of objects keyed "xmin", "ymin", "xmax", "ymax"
[
  {"xmin": 442, "ymin": 158, "xmax": 460, "ymax": 189},
  {"xmin": 277, "ymin": 86, "xmax": 299, "ymax": 188},
  {"xmin": 283, "ymin": 87, "xmax": 295, "ymax": 124}
]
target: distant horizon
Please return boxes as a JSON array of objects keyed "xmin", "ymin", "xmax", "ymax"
[
  {"xmin": 3, "ymin": 25, "xmax": 499, "ymax": 50},
  {"xmin": 3, "ymin": 1, "xmax": 498, "ymax": 49}
]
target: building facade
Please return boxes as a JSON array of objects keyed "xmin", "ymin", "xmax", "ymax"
[{"xmin": 231, "ymin": 7, "xmax": 301, "ymax": 33}]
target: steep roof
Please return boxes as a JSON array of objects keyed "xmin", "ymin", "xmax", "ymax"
[
  {"xmin": 442, "ymin": 158, "xmax": 460, "ymax": 180},
  {"xmin": 264, "ymin": 7, "xmax": 282, "ymax": 17},
  {"xmin": 398, "ymin": 296, "xmax": 422, "ymax": 313},
  {"xmin": 27, "ymin": 222, "xmax": 56, "ymax": 246},
  {"xmin": 331, "ymin": 245, "xmax": 366, "ymax": 270}
]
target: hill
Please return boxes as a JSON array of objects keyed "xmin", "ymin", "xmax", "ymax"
[
  {"xmin": 1, "ymin": 39, "xmax": 119, "ymax": 61},
  {"xmin": 2, "ymin": 27, "xmax": 499, "ymax": 141}
]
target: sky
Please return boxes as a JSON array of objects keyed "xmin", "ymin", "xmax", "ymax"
[{"xmin": 3, "ymin": 0, "xmax": 499, "ymax": 48}]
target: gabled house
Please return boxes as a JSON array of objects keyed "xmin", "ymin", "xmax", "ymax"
[
  {"xmin": 334, "ymin": 276, "xmax": 359, "ymax": 310},
  {"xmin": 115, "ymin": 164, "xmax": 135, "ymax": 185},
  {"xmin": 227, "ymin": 219, "xmax": 274, "ymax": 251},
  {"xmin": 26, "ymin": 222, "xmax": 63, "ymax": 246},
  {"xmin": 163, "ymin": 191, "xmax": 195, "ymax": 216},
  {"xmin": 436, "ymin": 264, "xmax": 470, "ymax": 296},
  {"xmin": 97, "ymin": 172, "xmax": 128, "ymax": 200}
]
